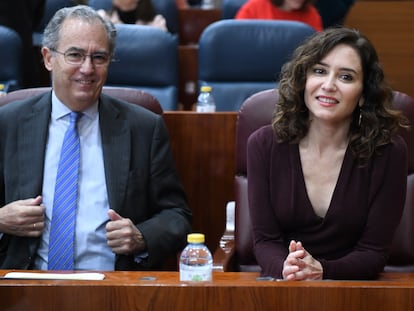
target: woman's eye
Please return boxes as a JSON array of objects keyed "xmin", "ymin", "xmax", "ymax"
[
  {"xmin": 340, "ymin": 74, "xmax": 353, "ymax": 81},
  {"xmin": 313, "ymin": 68, "xmax": 325, "ymax": 75}
]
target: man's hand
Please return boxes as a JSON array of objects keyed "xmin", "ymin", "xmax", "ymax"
[
  {"xmin": 106, "ymin": 209, "xmax": 146, "ymax": 255},
  {"xmin": 0, "ymin": 196, "xmax": 45, "ymax": 237}
]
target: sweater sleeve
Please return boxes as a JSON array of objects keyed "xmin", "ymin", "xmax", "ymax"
[{"xmin": 247, "ymin": 126, "xmax": 289, "ymax": 278}]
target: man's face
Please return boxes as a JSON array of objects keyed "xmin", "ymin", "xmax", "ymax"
[{"xmin": 42, "ymin": 17, "xmax": 110, "ymax": 111}]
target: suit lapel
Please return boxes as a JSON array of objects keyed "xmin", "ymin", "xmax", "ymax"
[
  {"xmin": 99, "ymin": 95, "xmax": 131, "ymax": 212},
  {"xmin": 15, "ymin": 92, "xmax": 131, "ymax": 210},
  {"xmin": 18, "ymin": 93, "xmax": 51, "ymax": 198}
]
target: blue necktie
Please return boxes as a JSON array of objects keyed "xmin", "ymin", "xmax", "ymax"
[{"xmin": 48, "ymin": 112, "xmax": 82, "ymax": 270}]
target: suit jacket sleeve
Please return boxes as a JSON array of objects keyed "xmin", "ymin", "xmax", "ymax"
[
  {"xmin": 105, "ymin": 101, "xmax": 192, "ymax": 270},
  {"xmin": 134, "ymin": 115, "xmax": 192, "ymax": 268}
]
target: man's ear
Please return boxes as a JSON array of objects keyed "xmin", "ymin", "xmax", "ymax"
[{"xmin": 41, "ymin": 47, "xmax": 53, "ymax": 72}]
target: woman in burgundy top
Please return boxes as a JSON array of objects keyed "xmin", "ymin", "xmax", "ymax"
[{"xmin": 247, "ymin": 27, "xmax": 408, "ymax": 280}]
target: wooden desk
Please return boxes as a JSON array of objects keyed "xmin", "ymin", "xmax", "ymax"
[{"xmin": 1, "ymin": 271, "xmax": 414, "ymax": 310}]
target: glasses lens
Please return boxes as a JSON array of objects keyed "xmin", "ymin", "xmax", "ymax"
[
  {"xmin": 63, "ymin": 51, "xmax": 110, "ymax": 66},
  {"xmin": 91, "ymin": 53, "xmax": 110, "ymax": 65},
  {"xmin": 64, "ymin": 51, "xmax": 84, "ymax": 65}
]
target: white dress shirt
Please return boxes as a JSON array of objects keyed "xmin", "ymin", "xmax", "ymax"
[{"xmin": 34, "ymin": 92, "xmax": 115, "ymax": 270}]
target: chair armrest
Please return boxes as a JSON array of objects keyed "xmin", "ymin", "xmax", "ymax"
[{"xmin": 213, "ymin": 201, "xmax": 236, "ymax": 272}]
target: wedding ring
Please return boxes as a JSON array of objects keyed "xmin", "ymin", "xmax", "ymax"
[{"xmin": 33, "ymin": 223, "xmax": 36, "ymax": 229}]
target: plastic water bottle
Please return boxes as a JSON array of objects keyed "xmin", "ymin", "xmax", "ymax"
[
  {"xmin": 179, "ymin": 233, "xmax": 213, "ymax": 282},
  {"xmin": 196, "ymin": 85, "xmax": 216, "ymax": 112},
  {"xmin": 0, "ymin": 84, "xmax": 6, "ymax": 96},
  {"xmin": 201, "ymin": 0, "xmax": 214, "ymax": 9}
]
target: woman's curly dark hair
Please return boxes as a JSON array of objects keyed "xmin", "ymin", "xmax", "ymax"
[{"xmin": 272, "ymin": 27, "xmax": 408, "ymax": 166}]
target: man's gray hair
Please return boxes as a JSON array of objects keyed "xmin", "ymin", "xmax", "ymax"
[{"xmin": 42, "ymin": 5, "xmax": 116, "ymax": 55}]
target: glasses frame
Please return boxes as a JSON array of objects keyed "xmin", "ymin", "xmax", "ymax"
[{"xmin": 50, "ymin": 48, "xmax": 112, "ymax": 66}]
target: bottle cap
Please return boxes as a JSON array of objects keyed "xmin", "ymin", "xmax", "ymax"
[
  {"xmin": 200, "ymin": 86, "xmax": 212, "ymax": 93},
  {"xmin": 187, "ymin": 233, "xmax": 205, "ymax": 243}
]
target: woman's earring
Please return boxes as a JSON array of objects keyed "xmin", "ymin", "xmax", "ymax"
[{"xmin": 358, "ymin": 98, "xmax": 364, "ymax": 126}]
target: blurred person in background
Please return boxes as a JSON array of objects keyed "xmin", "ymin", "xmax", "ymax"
[
  {"xmin": 98, "ymin": 0, "xmax": 167, "ymax": 31},
  {"xmin": 235, "ymin": 0, "xmax": 322, "ymax": 32}
]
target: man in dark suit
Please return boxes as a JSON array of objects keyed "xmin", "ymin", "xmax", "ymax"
[{"xmin": 0, "ymin": 5, "xmax": 191, "ymax": 271}]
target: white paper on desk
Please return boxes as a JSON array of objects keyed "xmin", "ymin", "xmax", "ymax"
[{"xmin": 3, "ymin": 272, "xmax": 105, "ymax": 280}]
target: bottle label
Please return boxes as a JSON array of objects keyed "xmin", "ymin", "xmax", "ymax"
[
  {"xmin": 179, "ymin": 263, "xmax": 212, "ymax": 282},
  {"xmin": 196, "ymin": 105, "xmax": 216, "ymax": 112}
]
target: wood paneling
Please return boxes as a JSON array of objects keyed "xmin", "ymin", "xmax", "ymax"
[
  {"xmin": 178, "ymin": 8, "xmax": 222, "ymax": 109},
  {"xmin": 178, "ymin": 45, "xmax": 199, "ymax": 110},
  {"xmin": 164, "ymin": 112, "xmax": 237, "ymax": 253},
  {"xmin": 344, "ymin": 1, "xmax": 414, "ymax": 98},
  {"xmin": 178, "ymin": 8, "xmax": 221, "ymax": 45}
]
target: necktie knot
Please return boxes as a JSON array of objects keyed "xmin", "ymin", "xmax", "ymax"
[{"xmin": 69, "ymin": 111, "xmax": 82, "ymax": 127}]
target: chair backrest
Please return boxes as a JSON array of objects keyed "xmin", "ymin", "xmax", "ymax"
[
  {"xmin": 385, "ymin": 175, "xmax": 414, "ymax": 272},
  {"xmin": 221, "ymin": 0, "xmax": 247, "ymax": 19},
  {"xmin": 106, "ymin": 24, "xmax": 178, "ymax": 110},
  {"xmin": 234, "ymin": 89, "xmax": 277, "ymax": 271},
  {"xmin": 0, "ymin": 86, "xmax": 163, "ymax": 115},
  {"xmin": 390, "ymin": 91, "xmax": 414, "ymax": 175},
  {"xmin": 88, "ymin": 0, "xmax": 112, "ymax": 11},
  {"xmin": 198, "ymin": 20, "xmax": 315, "ymax": 111},
  {"xmin": 0, "ymin": 26, "xmax": 23, "ymax": 92},
  {"xmin": 385, "ymin": 91, "xmax": 414, "ymax": 272},
  {"xmin": 32, "ymin": 0, "xmax": 75, "ymax": 46},
  {"xmin": 234, "ymin": 88, "xmax": 414, "ymax": 272}
]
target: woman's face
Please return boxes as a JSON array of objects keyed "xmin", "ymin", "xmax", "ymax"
[
  {"xmin": 281, "ymin": 0, "xmax": 307, "ymax": 11},
  {"xmin": 113, "ymin": 0, "xmax": 138, "ymax": 11},
  {"xmin": 304, "ymin": 44, "xmax": 364, "ymax": 127}
]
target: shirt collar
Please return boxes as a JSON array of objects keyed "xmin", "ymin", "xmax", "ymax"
[{"xmin": 51, "ymin": 90, "xmax": 99, "ymax": 121}]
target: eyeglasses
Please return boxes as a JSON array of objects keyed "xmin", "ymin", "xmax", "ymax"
[{"xmin": 50, "ymin": 48, "xmax": 111, "ymax": 66}]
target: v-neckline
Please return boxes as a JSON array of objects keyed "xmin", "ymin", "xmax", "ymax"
[{"xmin": 293, "ymin": 143, "xmax": 350, "ymax": 220}]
